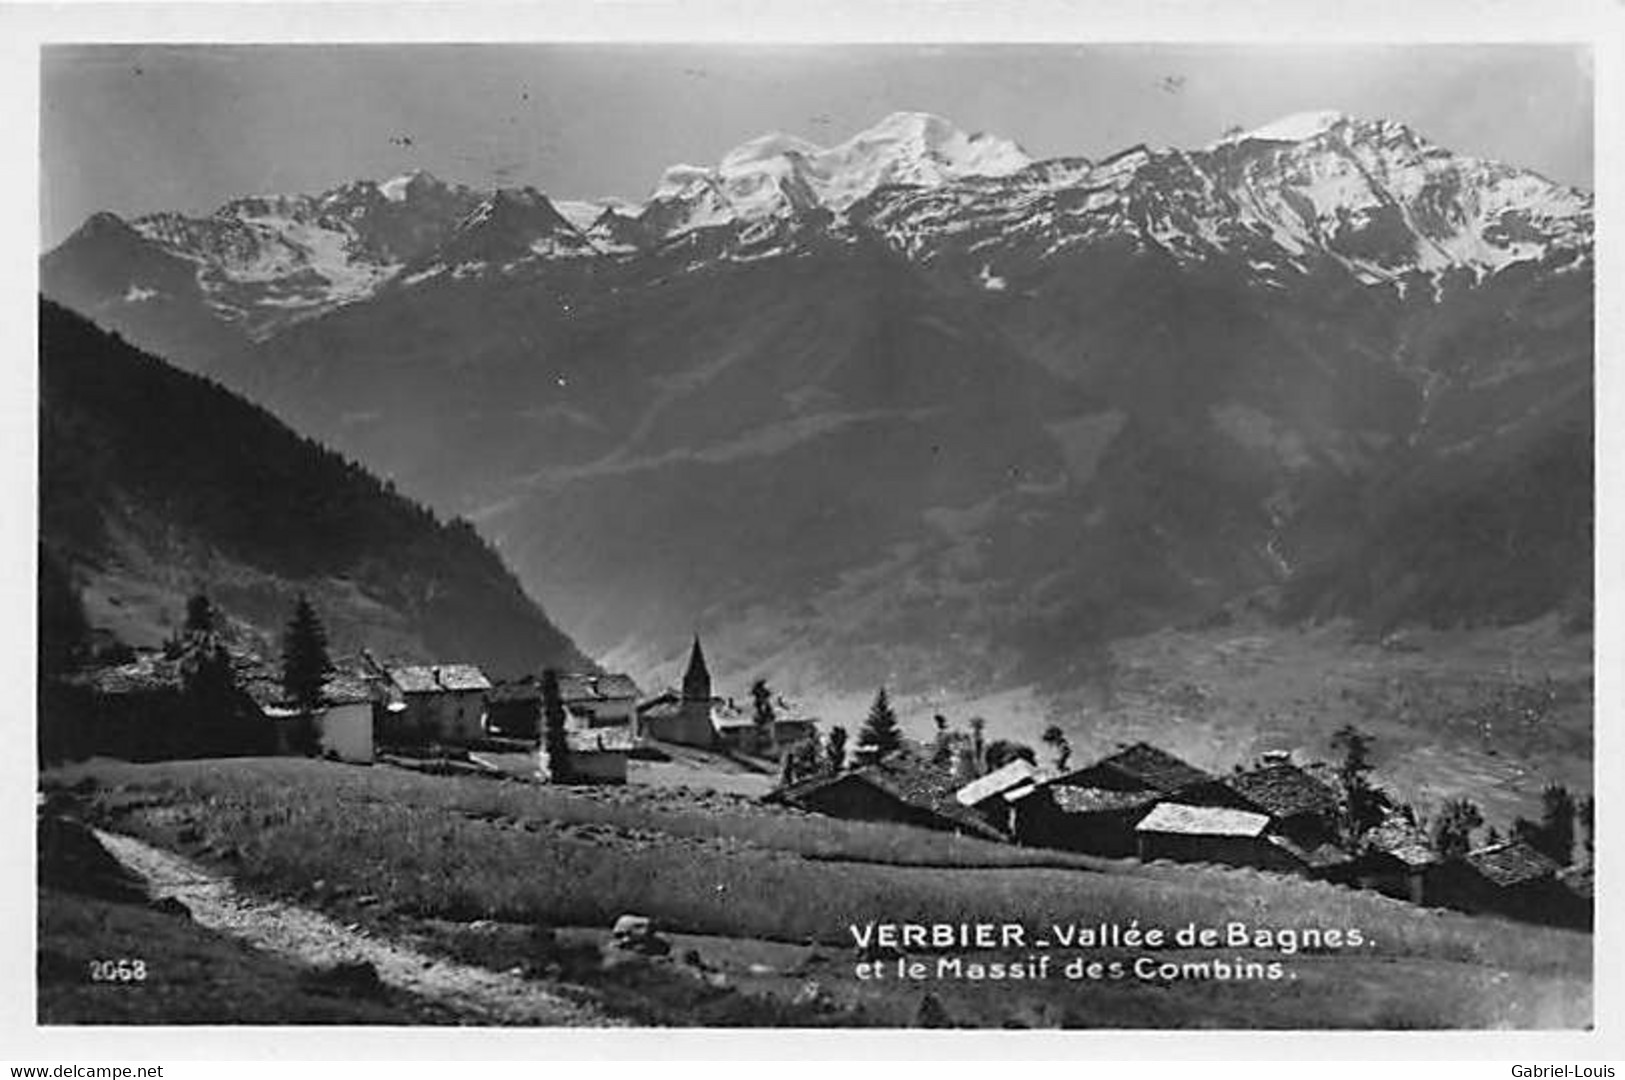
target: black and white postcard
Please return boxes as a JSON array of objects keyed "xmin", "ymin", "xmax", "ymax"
[{"xmin": 8, "ymin": 0, "xmax": 1620, "ymax": 1061}]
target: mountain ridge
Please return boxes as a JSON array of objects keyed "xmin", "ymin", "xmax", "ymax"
[{"xmin": 37, "ymin": 110, "xmax": 1593, "ymax": 700}]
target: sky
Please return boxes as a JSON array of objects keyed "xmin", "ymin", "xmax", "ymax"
[{"xmin": 40, "ymin": 42, "xmax": 1594, "ymax": 250}]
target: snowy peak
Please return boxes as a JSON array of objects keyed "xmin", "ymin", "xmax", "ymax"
[
  {"xmin": 639, "ymin": 111, "xmax": 1033, "ymax": 239},
  {"xmin": 1223, "ymin": 110, "xmax": 1352, "ymax": 145},
  {"xmin": 438, "ymin": 186, "xmax": 596, "ymax": 262}
]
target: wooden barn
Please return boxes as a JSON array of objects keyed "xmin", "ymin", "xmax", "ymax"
[
  {"xmin": 1425, "ymin": 840, "xmax": 1574, "ymax": 924},
  {"xmin": 1015, "ymin": 742, "xmax": 1231, "ymax": 856},
  {"xmin": 771, "ymin": 755, "xmax": 1006, "ymax": 841},
  {"xmin": 485, "ymin": 677, "xmax": 542, "ymax": 738},
  {"xmin": 953, "ymin": 759, "xmax": 1038, "ymax": 835},
  {"xmin": 1134, "ymin": 802, "xmax": 1307, "ymax": 872},
  {"xmin": 1347, "ymin": 817, "xmax": 1437, "ymax": 902},
  {"xmin": 1223, "ymin": 761, "xmax": 1343, "ymax": 849}
]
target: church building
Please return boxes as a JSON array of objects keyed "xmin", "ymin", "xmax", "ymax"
[{"xmin": 635, "ymin": 636, "xmax": 721, "ymax": 747}]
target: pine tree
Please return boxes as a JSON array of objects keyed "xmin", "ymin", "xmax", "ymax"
[
  {"xmin": 541, "ymin": 668, "xmax": 571, "ymax": 783},
  {"xmin": 930, "ymin": 714, "xmax": 954, "ymax": 768},
  {"xmin": 826, "ymin": 725, "xmax": 848, "ymax": 774},
  {"xmin": 968, "ymin": 716, "xmax": 988, "ymax": 776},
  {"xmin": 1433, "ymin": 798, "xmax": 1484, "ymax": 861},
  {"xmin": 280, "ymin": 594, "xmax": 333, "ymax": 713},
  {"xmin": 1331, "ymin": 724, "xmax": 1387, "ymax": 844},
  {"xmin": 855, "ymin": 687, "xmax": 902, "ymax": 764},
  {"xmin": 1537, "ymin": 783, "xmax": 1577, "ymax": 865}
]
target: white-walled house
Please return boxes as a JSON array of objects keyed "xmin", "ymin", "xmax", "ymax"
[{"xmin": 317, "ymin": 673, "xmax": 376, "ymax": 764}]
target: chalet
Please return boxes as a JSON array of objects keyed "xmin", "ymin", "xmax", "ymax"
[
  {"xmin": 67, "ymin": 649, "xmax": 272, "ymax": 761},
  {"xmin": 382, "ymin": 663, "xmax": 491, "ymax": 744},
  {"xmin": 771, "ymin": 754, "xmax": 1006, "ymax": 841},
  {"xmin": 1016, "ymin": 742, "xmax": 1223, "ymax": 856},
  {"xmin": 1426, "ymin": 839, "xmax": 1570, "ymax": 924},
  {"xmin": 485, "ymin": 677, "xmax": 542, "ymax": 738},
  {"xmin": 539, "ymin": 726, "xmax": 634, "ymax": 784},
  {"xmin": 636, "ymin": 637, "xmax": 719, "ymax": 747},
  {"xmin": 559, "ymin": 673, "xmax": 640, "ymax": 729},
  {"xmin": 772, "ymin": 716, "xmax": 819, "ymax": 750},
  {"xmin": 954, "ymin": 759, "xmax": 1037, "ymax": 835},
  {"xmin": 712, "ymin": 700, "xmax": 763, "ymax": 753},
  {"xmin": 1223, "ymin": 761, "xmax": 1342, "ymax": 848},
  {"xmin": 1347, "ymin": 816, "xmax": 1437, "ymax": 902},
  {"xmin": 1134, "ymin": 802, "xmax": 1309, "ymax": 873}
]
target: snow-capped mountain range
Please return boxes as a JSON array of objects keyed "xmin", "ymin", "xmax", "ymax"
[
  {"xmin": 39, "ymin": 108, "xmax": 1594, "ymax": 699},
  {"xmin": 43, "ymin": 109, "xmax": 1592, "ymax": 353}
]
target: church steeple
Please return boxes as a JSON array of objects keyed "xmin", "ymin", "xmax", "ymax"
[{"xmin": 681, "ymin": 635, "xmax": 711, "ymax": 704}]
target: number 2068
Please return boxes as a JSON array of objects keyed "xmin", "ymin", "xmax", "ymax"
[{"xmin": 88, "ymin": 959, "xmax": 147, "ymax": 982}]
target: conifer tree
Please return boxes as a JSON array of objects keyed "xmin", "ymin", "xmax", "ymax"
[
  {"xmin": 1433, "ymin": 798, "xmax": 1484, "ymax": 861},
  {"xmin": 855, "ymin": 687, "xmax": 902, "ymax": 764},
  {"xmin": 541, "ymin": 668, "xmax": 571, "ymax": 783},
  {"xmin": 280, "ymin": 594, "xmax": 333, "ymax": 713},
  {"xmin": 1537, "ymin": 783, "xmax": 1577, "ymax": 865},
  {"xmin": 826, "ymin": 725, "xmax": 848, "ymax": 774}
]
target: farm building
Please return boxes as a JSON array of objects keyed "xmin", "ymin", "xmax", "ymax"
[
  {"xmin": 315, "ymin": 672, "xmax": 376, "ymax": 764},
  {"xmin": 636, "ymin": 637, "xmax": 720, "ymax": 747},
  {"xmin": 1223, "ymin": 761, "xmax": 1342, "ymax": 848},
  {"xmin": 485, "ymin": 677, "xmax": 542, "ymax": 738},
  {"xmin": 1425, "ymin": 839, "xmax": 1574, "ymax": 924},
  {"xmin": 1134, "ymin": 802, "xmax": 1308, "ymax": 872},
  {"xmin": 64, "ymin": 648, "xmax": 274, "ymax": 761},
  {"xmin": 559, "ymin": 673, "xmax": 640, "ymax": 729},
  {"xmin": 1055, "ymin": 741, "xmax": 1212, "ymax": 795},
  {"xmin": 1347, "ymin": 816, "xmax": 1437, "ymax": 901},
  {"xmin": 954, "ymin": 759, "xmax": 1038, "ymax": 835},
  {"xmin": 539, "ymin": 726, "xmax": 634, "ymax": 784},
  {"xmin": 771, "ymin": 755, "xmax": 1006, "ymax": 840},
  {"xmin": 1014, "ymin": 742, "xmax": 1230, "ymax": 856},
  {"xmin": 381, "ymin": 663, "xmax": 491, "ymax": 744},
  {"xmin": 772, "ymin": 716, "xmax": 818, "ymax": 749}
]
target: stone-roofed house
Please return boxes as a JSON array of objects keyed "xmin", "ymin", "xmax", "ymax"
[
  {"xmin": 539, "ymin": 725, "xmax": 635, "ymax": 785},
  {"xmin": 769, "ymin": 753, "xmax": 1007, "ymax": 841},
  {"xmin": 382, "ymin": 663, "xmax": 492, "ymax": 744},
  {"xmin": 1427, "ymin": 839, "xmax": 1575, "ymax": 924},
  {"xmin": 954, "ymin": 759, "xmax": 1037, "ymax": 834},
  {"xmin": 1223, "ymin": 761, "xmax": 1343, "ymax": 848},
  {"xmin": 1014, "ymin": 742, "xmax": 1228, "ymax": 857},
  {"xmin": 1134, "ymin": 802, "xmax": 1309, "ymax": 872},
  {"xmin": 486, "ymin": 676, "xmax": 543, "ymax": 738},
  {"xmin": 1057, "ymin": 741, "xmax": 1213, "ymax": 795},
  {"xmin": 558, "ymin": 673, "xmax": 640, "ymax": 730},
  {"xmin": 1348, "ymin": 816, "xmax": 1438, "ymax": 902}
]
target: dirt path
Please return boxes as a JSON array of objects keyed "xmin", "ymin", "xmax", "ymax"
[{"xmin": 94, "ymin": 829, "xmax": 626, "ymax": 1027}]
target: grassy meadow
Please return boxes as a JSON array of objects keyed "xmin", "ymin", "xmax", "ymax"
[{"xmin": 42, "ymin": 756, "xmax": 1591, "ymax": 1028}]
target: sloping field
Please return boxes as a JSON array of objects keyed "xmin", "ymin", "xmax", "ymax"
[{"xmin": 42, "ymin": 756, "xmax": 1591, "ymax": 1028}]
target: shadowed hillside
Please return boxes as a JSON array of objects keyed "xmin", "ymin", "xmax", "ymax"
[{"xmin": 38, "ymin": 298, "xmax": 590, "ymax": 677}]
